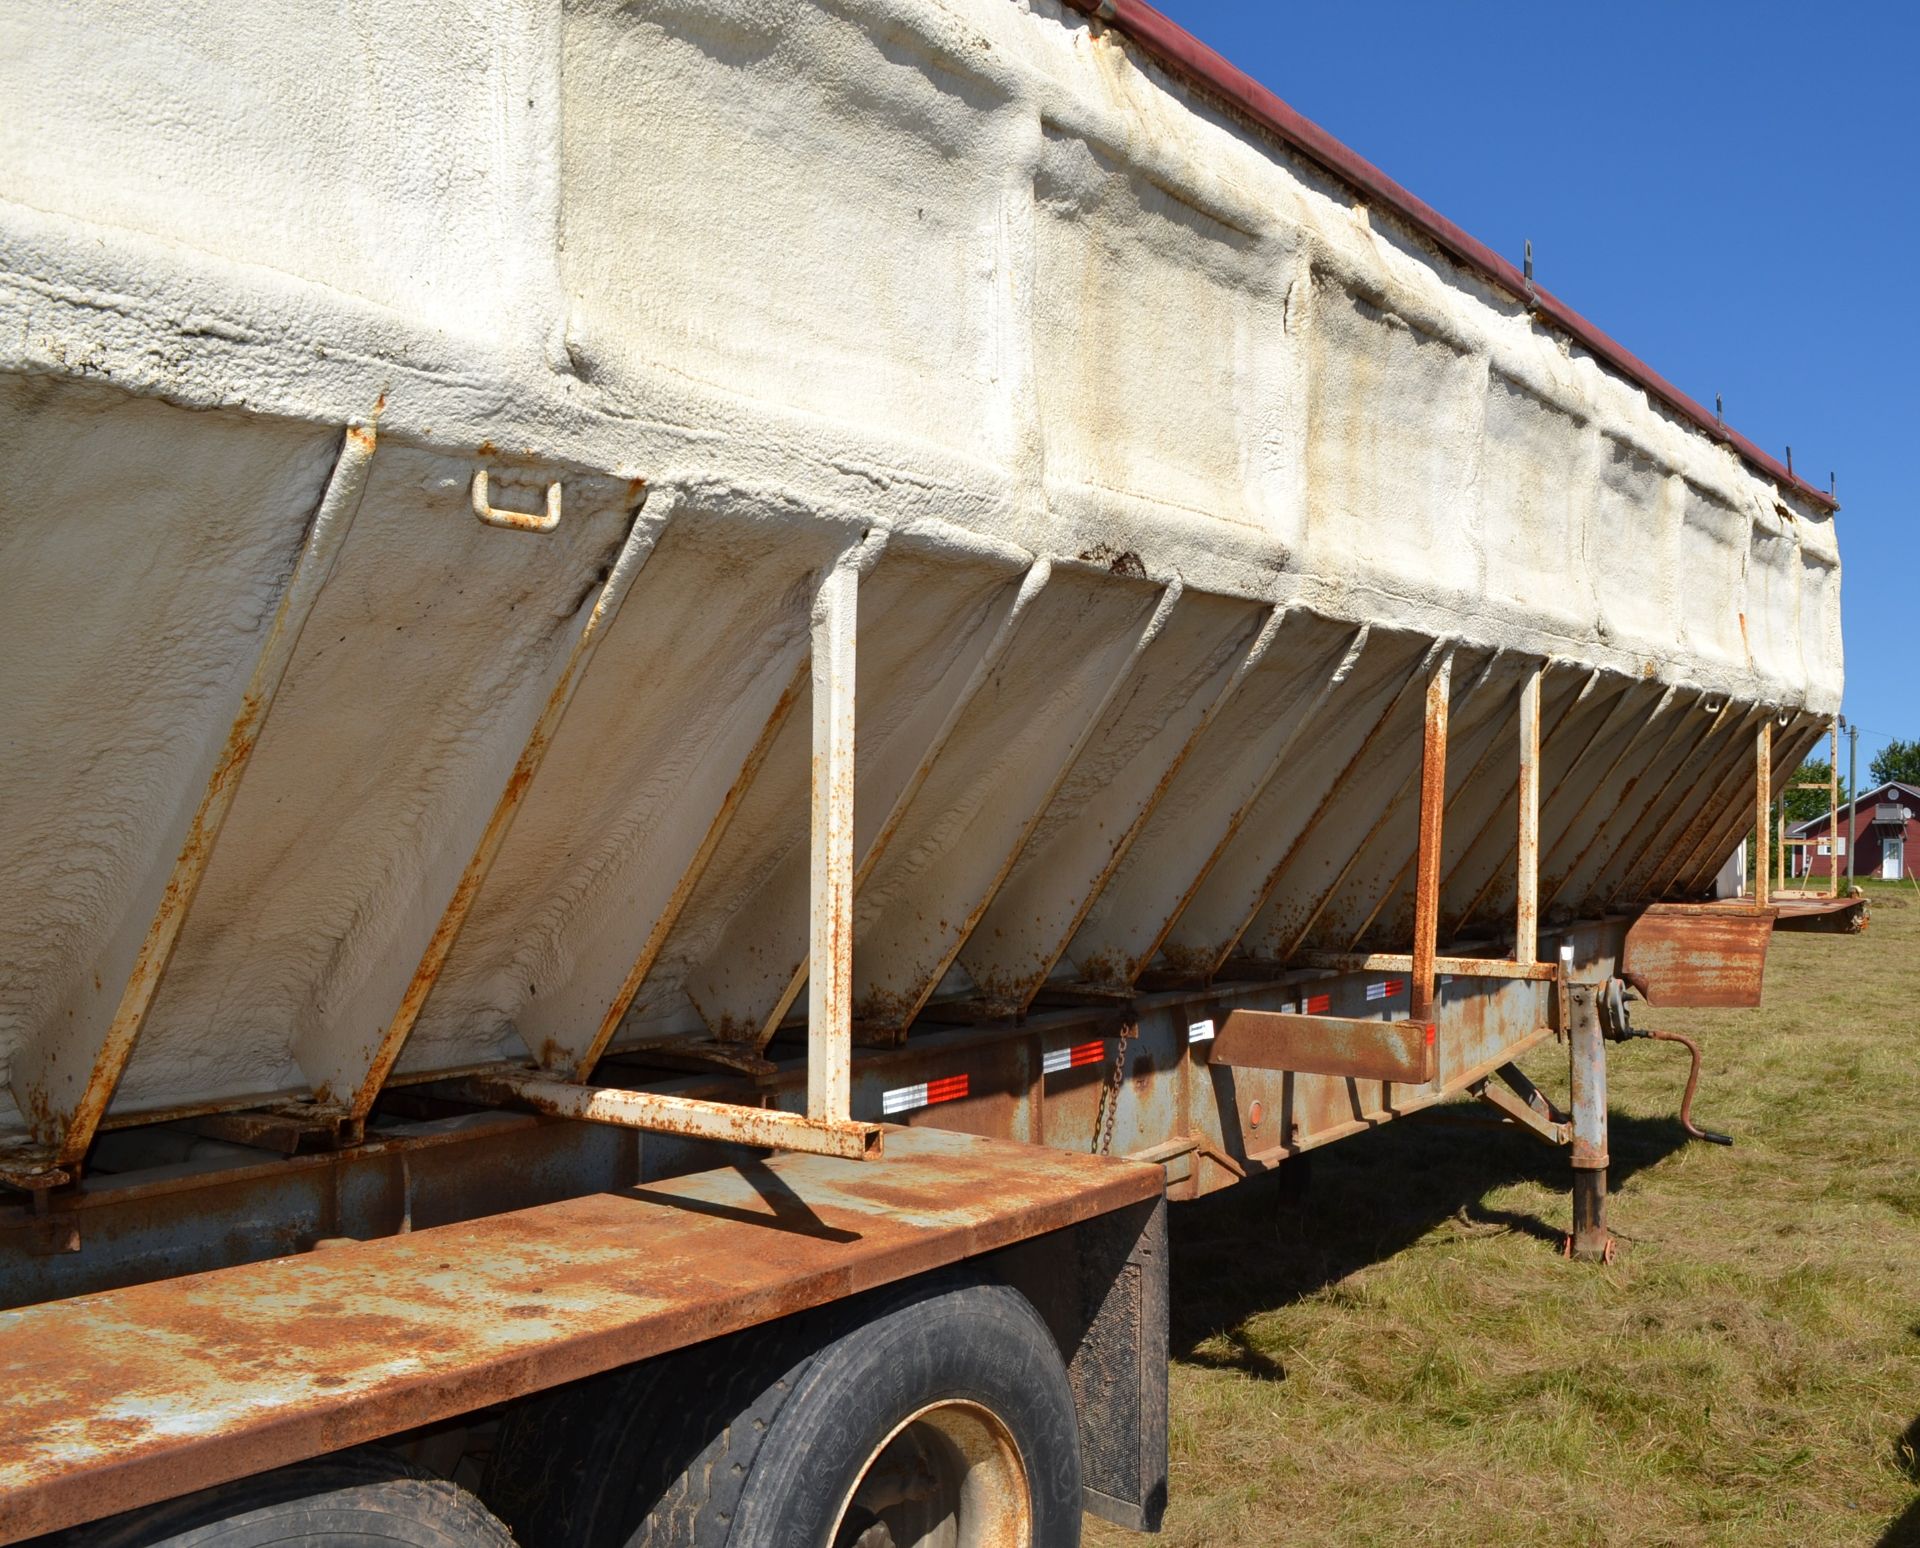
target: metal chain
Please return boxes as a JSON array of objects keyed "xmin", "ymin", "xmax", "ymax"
[{"xmin": 1094, "ymin": 1035, "xmax": 1126, "ymax": 1155}]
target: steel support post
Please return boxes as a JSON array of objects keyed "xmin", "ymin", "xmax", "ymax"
[
  {"xmin": 1409, "ymin": 655, "xmax": 1451, "ymax": 1022},
  {"xmin": 1753, "ymin": 721, "xmax": 1771, "ymax": 906},
  {"xmin": 1566, "ymin": 981, "xmax": 1612, "ymax": 1262},
  {"xmin": 807, "ymin": 557, "xmax": 858, "ymax": 1124},
  {"xmin": 1825, "ymin": 722, "xmax": 1840, "ymax": 900},
  {"xmin": 1515, "ymin": 667, "xmax": 1542, "ymax": 963}
]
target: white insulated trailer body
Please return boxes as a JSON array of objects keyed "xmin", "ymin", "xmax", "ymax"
[{"xmin": 0, "ymin": 1, "xmax": 1842, "ymax": 1543}]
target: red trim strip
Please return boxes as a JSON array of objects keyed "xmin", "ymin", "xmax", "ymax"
[
  {"xmin": 925, "ymin": 1073, "xmax": 971, "ymax": 1105},
  {"xmin": 1058, "ymin": 0, "xmax": 1836, "ymax": 513},
  {"xmin": 1304, "ymin": 992, "xmax": 1332, "ymax": 1015}
]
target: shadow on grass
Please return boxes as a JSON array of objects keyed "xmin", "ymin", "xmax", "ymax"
[
  {"xmin": 1878, "ymin": 1414, "xmax": 1920, "ymax": 1546},
  {"xmin": 1167, "ymin": 1107, "xmax": 1696, "ymax": 1380}
]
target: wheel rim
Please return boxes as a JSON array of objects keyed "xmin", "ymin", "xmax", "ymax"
[{"xmin": 828, "ymin": 1398, "xmax": 1032, "ymax": 1548}]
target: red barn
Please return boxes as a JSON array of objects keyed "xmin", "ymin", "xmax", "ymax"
[{"xmin": 1786, "ymin": 781, "xmax": 1920, "ymax": 881}]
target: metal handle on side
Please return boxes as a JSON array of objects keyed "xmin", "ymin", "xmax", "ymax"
[{"xmin": 471, "ymin": 469, "xmax": 561, "ymax": 533}]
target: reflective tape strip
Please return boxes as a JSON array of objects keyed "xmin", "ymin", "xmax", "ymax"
[
  {"xmin": 1042, "ymin": 1040, "xmax": 1107, "ymax": 1074},
  {"xmin": 1187, "ymin": 1018, "xmax": 1215, "ymax": 1043},
  {"xmin": 1365, "ymin": 978, "xmax": 1406, "ymax": 1002},
  {"xmin": 1304, "ymin": 992, "xmax": 1331, "ymax": 1015},
  {"xmin": 881, "ymin": 1072, "xmax": 971, "ymax": 1114}
]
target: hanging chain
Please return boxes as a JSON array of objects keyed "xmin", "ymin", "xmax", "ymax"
[{"xmin": 1094, "ymin": 1033, "xmax": 1128, "ymax": 1155}]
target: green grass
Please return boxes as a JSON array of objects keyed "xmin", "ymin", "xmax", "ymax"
[{"xmin": 1090, "ymin": 880, "xmax": 1920, "ymax": 1547}]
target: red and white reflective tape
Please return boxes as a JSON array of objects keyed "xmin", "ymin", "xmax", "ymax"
[
  {"xmin": 1365, "ymin": 978, "xmax": 1406, "ymax": 1002},
  {"xmin": 881, "ymin": 1072, "xmax": 970, "ymax": 1115},
  {"xmin": 1042, "ymin": 1039, "xmax": 1108, "ymax": 1075},
  {"xmin": 1304, "ymin": 992, "xmax": 1331, "ymax": 1015},
  {"xmin": 1187, "ymin": 1018, "xmax": 1215, "ymax": 1044}
]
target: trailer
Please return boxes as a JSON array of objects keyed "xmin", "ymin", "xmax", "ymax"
[{"xmin": 0, "ymin": 0, "xmax": 1842, "ymax": 1543}]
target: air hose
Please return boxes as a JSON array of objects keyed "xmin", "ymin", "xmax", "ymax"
[{"xmin": 1604, "ymin": 976, "xmax": 1734, "ymax": 1146}]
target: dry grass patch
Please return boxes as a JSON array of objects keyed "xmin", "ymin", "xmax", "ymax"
[{"xmin": 1090, "ymin": 883, "xmax": 1920, "ymax": 1547}]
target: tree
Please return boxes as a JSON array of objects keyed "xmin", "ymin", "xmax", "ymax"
[{"xmin": 1869, "ymin": 738, "xmax": 1920, "ymax": 788}]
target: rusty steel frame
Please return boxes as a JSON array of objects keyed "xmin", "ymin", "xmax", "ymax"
[
  {"xmin": 324, "ymin": 495, "xmax": 663, "ymax": 1117},
  {"xmin": 5, "ymin": 421, "xmax": 380, "ymax": 1177},
  {"xmin": 1209, "ymin": 639, "xmax": 1445, "ymax": 976},
  {"xmin": 1274, "ymin": 647, "xmax": 1484, "ymax": 962},
  {"xmin": 1211, "ymin": 1010, "xmax": 1436, "ymax": 1085},
  {"xmin": 455, "ymin": 1070, "xmax": 881, "ymax": 1159},
  {"xmin": 1602, "ymin": 701, "xmax": 1751, "ymax": 907},
  {"xmin": 1649, "ymin": 713, "xmax": 1783, "ymax": 900},
  {"xmin": 1099, "ymin": 622, "xmax": 1371, "ymax": 987},
  {"xmin": 1538, "ymin": 690, "xmax": 1697, "ymax": 914},
  {"xmin": 752, "ymin": 557, "xmax": 1056, "ymax": 1043},
  {"xmin": 0, "ymin": 1128, "xmax": 1156, "ymax": 1543},
  {"xmin": 1514, "ymin": 665, "xmax": 1542, "ymax": 964},
  {"xmin": 1294, "ymin": 952, "xmax": 1557, "ymax": 982},
  {"xmin": 1769, "ymin": 721, "xmax": 1843, "ymax": 900},
  {"xmin": 1439, "ymin": 667, "xmax": 1604, "ymax": 938},
  {"xmin": 1685, "ymin": 716, "xmax": 1825, "ymax": 898},
  {"xmin": 1409, "ymin": 653, "xmax": 1451, "ymax": 1021},
  {"xmin": 1452, "ymin": 675, "xmax": 1640, "ymax": 938},
  {"xmin": 1339, "ymin": 653, "xmax": 1519, "ymax": 952}
]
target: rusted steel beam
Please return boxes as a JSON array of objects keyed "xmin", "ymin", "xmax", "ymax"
[
  {"xmin": 1206, "ymin": 639, "xmax": 1445, "ymax": 976},
  {"xmin": 1646, "ymin": 717, "xmax": 1778, "ymax": 900},
  {"xmin": 1601, "ymin": 702, "xmax": 1752, "ymax": 907},
  {"xmin": 1211, "ymin": 1011, "xmax": 1436, "ymax": 1085},
  {"xmin": 1676, "ymin": 717, "xmax": 1822, "ymax": 898},
  {"xmin": 326, "ymin": 496, "xmax": 661, "ymax": 1117},
  {"xmin": 1294, "ymin": 952, "xmax": 1557, "ymax": 982},
  {"xmin": 1514, "ymin": 666, "xmax": 1542, "ymax": 963},
  {"xmin": 1474, "ymin": 1074, "xmax": 1569, "ymax": 1145},
  {"xmin": 8, "ymin": 421, "xmax": 379, "ymax": 1172},
  {"xmin": 1565, "ymin": 982, "xmax": 1612, "ymax": 1262},
  {"xmin": 1341, "ymin": 653, "xmax": 1520, "ymax": 951},
  {"xmin": 744, "ymin": 558, "xmax": 1054, "ymax": 1046},
  {"xmin": 808, "ymin": 555, "xmax": 859, "ymax": 1123},
  {"xmin": 1540, "ymin": 691, "xmax": 1695, "ymax": 913},
  {"xmin": 1453, "ymin": 676, "xmax": 1640, "ymax": 938},
  {"xmin": 1092, "ymin": 622, "xmax": 1371, "ymax": 986},
  {"xmin": 0, "ymin": 1127, "xmax": 1156, "ymax": 1543},
  {"xmin": 1275, "ymin": 647, "xmax": 1481, "ymax": 962},
  {"xmin": 573, "ymin": 654, "xmax": 811, "ymax": 1078},
  {"xmin": 1410, "ymin": 654, "xmax": 1452, "ymax": 1022},
  {"xmin": 454, "ymin": 1070, "xmax": 881, "ymax": 1160},
  {"xmin": 1438, "ymin": 668, "xmax": 1604, "ymax": 939},
  {"xmin": 980, "ymin": 598, "xmax": 1277, "ymax": 1015}
]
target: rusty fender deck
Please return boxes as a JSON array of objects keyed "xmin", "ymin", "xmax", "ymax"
[{"xmin": 0, "ymin": 1127, "xmax": 1160, "ymax": 1544}]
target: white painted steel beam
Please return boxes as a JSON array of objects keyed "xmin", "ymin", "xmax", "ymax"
[{"xmin": 807, "ymin": 555, "xmax": 858, "ymax": 1123}]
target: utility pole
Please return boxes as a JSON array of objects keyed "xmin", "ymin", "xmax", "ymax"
[{"xmin": 1845, "ymin": 717, "xmax": 1859, "ymax": 891}]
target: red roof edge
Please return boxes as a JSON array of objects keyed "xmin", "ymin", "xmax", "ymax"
[{"xmin": 1060, "ymin": 0, "xmax": 1839, "ymax": 514}]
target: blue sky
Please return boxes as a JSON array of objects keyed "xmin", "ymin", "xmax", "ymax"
[{"xmin": 1156, "ymin": 0, "xmax": 1915, "ymax": 778}]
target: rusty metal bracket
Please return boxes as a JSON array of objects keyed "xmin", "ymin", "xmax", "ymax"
[
  {"xmin": 470, "ymin": 469, "xmax": 561, "ymax": 533},
  {"xmin": 449, "ymin": 1070, "xmax": 883, "ymax": 1161},
  {"xmin": 1471, "ymin": 1062, "xmax": 1570, "ymax": 1146},
  {"xmin": 1212, "ymin": 1010, "xmax": 1436, "ymax": 1085}
]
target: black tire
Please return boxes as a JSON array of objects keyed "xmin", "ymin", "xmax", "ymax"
[
  {"xmin": 61, "ymin": 1449, "xmax": 514, "ymax": 1548},
  {"xmin": 485, "ymin": 1269, "xmax": 1082, "ymax": 1548}
]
